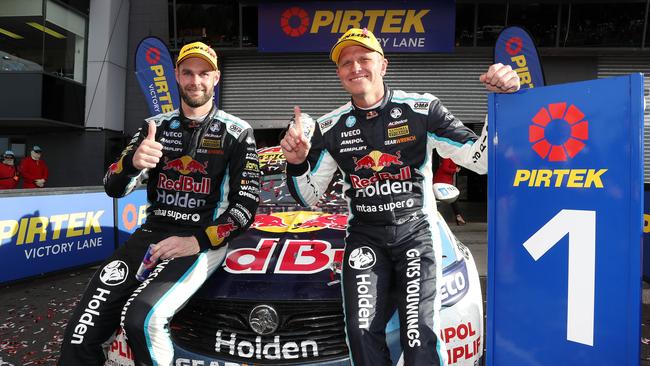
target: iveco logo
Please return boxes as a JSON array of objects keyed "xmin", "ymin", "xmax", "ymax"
[{"xmin": 249, "ymin": 305, "xmax": 279, "ymax": 335}]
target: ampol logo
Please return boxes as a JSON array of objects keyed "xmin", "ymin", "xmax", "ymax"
[
  {"xmin": 529, "ymin": 102, "xmax": 589, "ymax": 161},
  {"xmin": 281, "ymin": 7, "xmax": 310, "ymax": 37}
]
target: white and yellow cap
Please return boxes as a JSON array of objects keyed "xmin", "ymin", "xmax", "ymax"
[
  {"xmin": 330, "ymin": 28, "xmax": 384, "ymax": 65},
  {"xmin": 176, "ymin": 41, "xmax": 218, "ymax": 71}
]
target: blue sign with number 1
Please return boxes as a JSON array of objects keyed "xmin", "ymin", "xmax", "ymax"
[{"xmin": 487, "ymin": 74, "xmax": 644, "ymax": 365}]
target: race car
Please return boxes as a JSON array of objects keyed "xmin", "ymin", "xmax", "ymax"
[{"xmin": 107, "ymin": 146, "xmax": 484, "ymax": 366}]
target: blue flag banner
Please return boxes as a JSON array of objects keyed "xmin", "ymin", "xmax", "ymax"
[
  {"xmin": 135, "ymin": 37, "xmax": 179, "ymax": 116},
  {"xmin": 0, "ymin": 192, "xmax": 116, "ymax": 283},
  {"xmin": 487, "ymin": 74, "xmax": 643, "ymax": 365},
  {"xmin": 494, "ymin": 26, "xmax": 545, "ymax": 89},
  {"xmin": 258, "ymin": 1, "xmax": 455, "ymax": 53}
]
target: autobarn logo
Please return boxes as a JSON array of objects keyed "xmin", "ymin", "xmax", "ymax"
[
  {"xmin": 215, "ymin": 331, "xmax": 319, "ymax": 360},
  {"xmin": 99, "ymin": 260, "xmax": 128, "ymax": 286},
  {"xmin": 348, "ymin": 246, "xmax": 376, "ymax": 270}
]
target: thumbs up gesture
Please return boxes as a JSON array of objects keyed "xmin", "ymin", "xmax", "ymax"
[
  {"xmin": 132, "ymin": 121, "xmax": 163, "ymax": 170},
  {"xmin": 280, "ymin": 106, "xmax": 311, "ymax": 165}
]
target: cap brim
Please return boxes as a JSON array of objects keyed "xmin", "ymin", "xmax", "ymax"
[
  {"xmin": 176, "ymin": 54, "xmax": 218, "ymax": 71},
  {"xmin": 330, "ymin": 39, "xmax": 382, "ymax": 65}
]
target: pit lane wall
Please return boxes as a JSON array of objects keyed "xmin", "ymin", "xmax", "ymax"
[{"xmin": 0, "ymin": 187, "xmax": 148, "ymax": 284}]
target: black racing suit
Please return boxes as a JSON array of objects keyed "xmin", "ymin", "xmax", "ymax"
[
  {"xmin": 286, "ymin": 85, "xmax": 487, "ymax": 366},
  {"xmin": 59, "ymin": 106, "xmax": 260, "ymax": 366}
]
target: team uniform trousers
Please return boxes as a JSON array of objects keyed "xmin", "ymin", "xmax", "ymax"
[
  {"xmin": 342, "ymin": 216, "xmax": 445, "ymax": 366},
  {"xmin": 58, "ymin": 228, "xmax": 227, "ymax": 366}
]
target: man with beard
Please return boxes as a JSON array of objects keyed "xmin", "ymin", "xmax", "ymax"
[
  {"xmin": 0, "ymin": 150, "xmax": 19, "ymax": 189},
  {"xmin": 59, "ymin": 42, "xmax": 260, "ymax": 365}
]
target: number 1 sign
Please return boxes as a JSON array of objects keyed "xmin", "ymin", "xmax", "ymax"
[{"xmin": 487, "ymin": 74, "xmax": 644, "ymax": 366}]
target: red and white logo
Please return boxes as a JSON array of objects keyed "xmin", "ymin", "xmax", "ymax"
[{"xmin": 529, "ymin": 102, "xmax": 588, "ymax": 162}]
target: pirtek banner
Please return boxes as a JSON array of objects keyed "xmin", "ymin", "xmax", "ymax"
[
  {"xmin": 488, "ymin": 74, "xmax": 644, "ymax": 365},
  {"xmin": 135, "ymin": 37, "xmax": 179, "ymax": 116},
  {"xmin": 494, "ymin": 26, "xmax": 545, "ymax": 89},
  {"xmin": 0, "ymin": 192, "xmax": 115, "ymax": 283},
  {"xmin": 258, "ymin": 1, "xmax": 455, "ymax": 53}
]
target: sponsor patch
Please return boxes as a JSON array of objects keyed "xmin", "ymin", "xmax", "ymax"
[
  {"xmin": 346, "ymin": 115, "xmax": 356, "ymax": 128},
  {"xmin": 348, "ymin": 246, "xmax": 376, "ymax": 270},
  {"xmin": 414, "ymin": 101, "xmax": 429, "ymax": 110},
  {"xmin": 201, "ymin": 138, "xmax": 221, "ymax": 149},
  {"xmin": 388, "ymin": 125, "xmax": 410, "ymax": 138},
  {"xmin": 100, "ymin": 260, "xmax": 129, "ymax": 286},
  {"xmin": 390, "ymin": 107, "xmax": 402, "ymax": 119}
]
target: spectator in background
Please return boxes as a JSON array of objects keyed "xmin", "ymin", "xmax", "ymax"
[
  {"xmin": 19, "ymin": 146, "xmax": 48, "ymax": 188},
  {"xmin": 0, "ymin": 150, "xmax": 19, "ymax": 190},
  {"xmin": 434, "ymin": 158, "xmax": 466, "ymax": 225}
]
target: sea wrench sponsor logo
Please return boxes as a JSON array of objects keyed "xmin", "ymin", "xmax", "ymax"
[
  {"xmin": 70, "ymin": 287, "xmax": 111, "ymax": 344},
  {"xmin": 404, "ymin": 249, "xmax": 422, "ymax": 347},
  {"xmin": 385, "ymin": 135, "xmax": 416, "ymax": 145},
  {"xmin": 215, "ymin": 331, "xmax": 318, "ymax": 360}
]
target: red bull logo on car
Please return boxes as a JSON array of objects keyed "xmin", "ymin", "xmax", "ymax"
[
  {"xmin": 252, "ymin": 212, "xmax": 348, "ymax": 233},
  {"xmin": 163, "ymin": 155, "xmax": 208, "ymax": 175},
  {"xmin": 353, "ymin": 150, "xmax": 403, "ymax": 172},
  {"xmin": 513, "ymin": 102, "xmax": 607, "ymax": 188}
]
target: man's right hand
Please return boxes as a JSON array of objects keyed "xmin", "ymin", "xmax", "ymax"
[
  {"xmin": 280, "ymin": 106, "xmax": 311, "ymax": 165},
  {"xmin": 132, "ymin": 121, "xmax": 163, "ymax": 170}
]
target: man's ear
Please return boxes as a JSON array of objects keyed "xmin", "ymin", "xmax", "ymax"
[{"xmin": 214, "ymin": 70, "xmax": 221, "ymax": 86}]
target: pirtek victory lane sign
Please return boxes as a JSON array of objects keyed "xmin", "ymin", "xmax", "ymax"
[
  {"xmin": 258, "ymin": 1, "xmax": 454, "ymax": 53},
  {"xmin": 487, "ymin": 74, "xmax": 644, "ymax": 365}
]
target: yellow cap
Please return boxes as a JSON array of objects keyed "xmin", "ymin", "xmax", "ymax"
[
  {"xmin": 176, "ymin": 42, "xmax": 218, "ymax": 71},
  {"xmin": 330, "ymin": 28, "xmax": 384, "ymax": 65}
]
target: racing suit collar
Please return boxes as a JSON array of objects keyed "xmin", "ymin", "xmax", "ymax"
[
  {"xmin": 350, "ymin": 84, "xmax": 392, "ymax": 120},
  {"xmin": 180, "ymin": 103, "xmax": 218, "ymax": 129}
]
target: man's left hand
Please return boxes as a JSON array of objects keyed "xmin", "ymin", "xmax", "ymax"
[
  {"xmin": 480, "ymin": 63, "xmax": 521, "ymax": 93},
  {"xmin": 150, "ymin": 235, "xmax": 200, "ymax": 262}
]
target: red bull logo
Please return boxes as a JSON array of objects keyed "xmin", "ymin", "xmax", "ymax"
[
  {"xmin": 353, "ymin": 150, "xmax": 402, "ymax": 172},
  {"xmin": 297, "ymin": 214, "xmax": 347, "ymax": 230},
  {"xmin": 206, "ymin": 222, "xmax": 237, "ymax": 247},
  {"xmin": 108, "ymin": 156, "xmax": 125, "ymax": 175},
  {"xmin": 529, "ymin": 102, "xmax": 588, "ymax": 162},
  {"xmin": 252, "ymin": 214, "xmax": 287, "ymax": 228},
  {"xmin": 163, "ymin": 155, "xmax": 208, "ymax": 175}
]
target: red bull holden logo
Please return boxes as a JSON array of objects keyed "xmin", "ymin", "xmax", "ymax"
[
  {"xmin": 162, "ymin": 155, "xmax": 208, "ymax": 175},
  {"xmin": 353, "ymin": 150, "xmax": 403, "ymax": 172},
  {"xmin": 529, "ymin": 102, "xmax": 589, "ymax": 162}
]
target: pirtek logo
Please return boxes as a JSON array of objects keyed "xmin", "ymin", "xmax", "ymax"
[
  {"xmin": 529, "ymin": 102, "xmax": 589, "ymax": 162},
  {"xmin": 280, "ymin": 7, "xmax": 430, "ymax": 37}
]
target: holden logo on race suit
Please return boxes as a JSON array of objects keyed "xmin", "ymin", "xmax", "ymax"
[
  {"xmin": 209, "ymin": 121, "xmax": 220, "ymax": 132},
  {"xmin": 390, "ymin": 107, "xmax": 402, "ymax": 119},
  {"xmin": 529, "ymin": 102, "xmax": 588, "ymax": 162},
  {"xmin": 348, "ymin": 246, "xmax": 376, "ymax": 270},
  {"xmin": 249, "ymin": 305, "xmax": 280, "ymax": 335},
  {"xmin": 346, "ymin": 115, "xmax": 357, "ymax": 127},
  {"xmin": 353, "ymin": 150, "xmax": 403, "ymax": 172},
  {"xmin": 99, "ymin": 260, "xmax": 128, "ymax": 286},
  {"xmin": 162, "ymin": 155, "xmax": 208, "ymax": 175}
]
